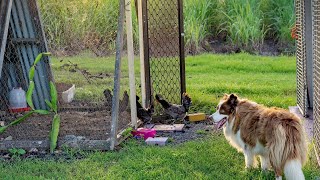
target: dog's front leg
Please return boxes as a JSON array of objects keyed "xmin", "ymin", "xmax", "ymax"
[
  {"xmin": 260, "ymin": 155, "xmax": 270, "ymax": 170},
  {"xmin": 244, "ymin": 146, "xmax": 257, "ymax": 168}
]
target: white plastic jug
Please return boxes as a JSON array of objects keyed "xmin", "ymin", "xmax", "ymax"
[{"xmin": 9, "ymin": 87, "xmax": 27, "ymax": 109}]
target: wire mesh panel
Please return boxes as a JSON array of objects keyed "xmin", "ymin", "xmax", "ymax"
[
  {"xmin": 143, "ymin": 0, "xmax": 185, "ymax": 115},
  {"xmin": 313, "ymin": 0, "xmax": 320, "ymax": 165},
  {"xmin": 0, "ymin": 0, "xmax": 52, "ymax": 115},
  {"xmin": 0, "ymin": 0, "xmax": 134, "ymax": 146},
  {"xmin": 296, "ymin": 0, "xmax": 308, "ymax": 116}
]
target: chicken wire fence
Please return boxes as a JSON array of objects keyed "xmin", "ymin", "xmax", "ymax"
[
  {"xmin": 312, "ymin": 0, "xmax": 320, "ymax": 163},
  {"xmin": 0, "ymin": 0, "xmax": 136, "ymax": 144},
  {"xmin": 295, "ymin": 0, "xmax": 308, "ymax": 117},
  {"xmin": 142, "ymin": 0, "xmax": 186, "ymax": 118}
]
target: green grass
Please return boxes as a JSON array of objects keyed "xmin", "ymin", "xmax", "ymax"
[
  {"xmin": 50, "ymin": 52, "xmax": 141, "ymax": 102},
  {"xmin": 186, "ymin": 53, "xmax": 296, "ymax": 113},
  {"xmin": 1, "ymin": 53, "xmax": 320, "ymax": 179},
  {"xmin": 0, "ymin": 135, "xmax": 319, "ymax": 179},
  {"xmin": 51, "ymin": 53, "xmax": 296, "ymax": 111}
]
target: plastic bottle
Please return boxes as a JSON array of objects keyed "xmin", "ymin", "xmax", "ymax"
[{"xmin": 9, "ymin": 87, "xmax": 27, "ymax": 109}]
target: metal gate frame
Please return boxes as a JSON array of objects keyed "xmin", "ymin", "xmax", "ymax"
[
  {"xmin": 296, "ymin": 0, "xmax": 308, "ymax": 117},
  {"xmin": 312, "ymin": 0, "xmax": 320, "ymax": 167},
  {"xmin": 141, "ymin": 0, "xmax": 186, "ymax": 111}
]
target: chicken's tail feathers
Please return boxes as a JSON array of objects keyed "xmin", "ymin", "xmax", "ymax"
[
  {"xmin": 155, "ymin": 94, "xmax": 162, "ymax": 101},
  {"xmin": 155, "ymin": 94, "xmax": 170, "ymax": 109},
  {"xmin": 148, "ymin": 104, "xmax": 155, "ymax": 113},
  {"xmin": 182, "ymin": 92, "xmax": 192, "ymax": 111}
]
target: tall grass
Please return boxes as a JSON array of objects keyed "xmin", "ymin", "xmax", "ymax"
[
  {"xmin": 38, "ymin": 0, "xmax": 119, "ymax": 55},
  {"xmin": 38, "ymin": 0, "xmax": 295, "ymax": 55},
  {"xmin": 261, "ymin": 0, "xmax": 295, "ymax": 43},
  {"xmin": 220, "ymin": 0, "xmax": 268, "ymax": 48},
  {"xmin": 183, "ymin": 0, "xmax": 217, "ymax": 53}
]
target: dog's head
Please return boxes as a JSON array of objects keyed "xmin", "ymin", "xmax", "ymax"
[{"xmin": 210, "ymin": 94, "xmax": 239, "ymax": 129}]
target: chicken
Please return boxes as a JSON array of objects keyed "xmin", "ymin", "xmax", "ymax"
[
  {"xmin": 119, "ymin": 91, "xmax": 129, "ymax": 112},
  {"xmin": 136, "ymin": 96, "xmax": 154, "ymax": 124},
  {"xmin": 103, "ymin": 88, "xmax": 113, "ymax": 111},
  {"xmin": 104, "ymin": 89, "xmax": 129, "ymax": 112},
  {"xmin": 155, "ymin": 93, "xmax": 192, "ymax": 124}
]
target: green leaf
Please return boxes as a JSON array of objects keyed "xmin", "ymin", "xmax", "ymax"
[
  {"xmin": 45, "ymin": 100, "xmax": 53, "ymax": 110},
  {"xmin": 8, "ymin": 148, "xmax": 17, "ymax": 154},
  {"xmin": 28, "ymin": 66, "xmax": 35, "ymax": 81},
  {"xmin": 26, "ymin": 81, "xmax": 35, "ymax": 110},
  {"xmin": 9, "ymin": 111, "xmax": 34, "ymax": 126},
  {"xmin": 42, "ymin": 52, "xmax": 51, "ymax": 56},
  {"xmin": 17, "ymin": 149, "xmax": 26, "ymax": 155},
  {"xmin": 0, "ymin": 126, "xmax": 8, "ymax": 134},
  {"xmin": 0, "ymin": 111, "xmax": 34, "ymax": 134},
  {"xmin": 33, "ymin": 52, "xmax": 51, "ymax": 66},
  {"xmin": 33, "ymin": 109, "xmax": 50, "ymax": 115},
  {"xmin": 50, "ymin": 114, "xmax": 60, "ymax": 153},
  {"xmin": 33, "ymin": 53, "xmax": 43, "ymax": 66},
  {"xmin": 50, "ymin": 81, "xmax": 58, "ymax": 113}
]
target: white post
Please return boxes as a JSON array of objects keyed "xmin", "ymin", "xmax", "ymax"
[
  {"xmin": 138, "ymin": 0, "xmax": 147, "ymax": 108},
  {"xmin": 125, "ymin": 0, "xmax": 138, "ymax": 128}
]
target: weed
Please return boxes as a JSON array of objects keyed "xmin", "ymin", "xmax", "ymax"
[
  {"xmin": 196, "ymin": 130, "xmax": 208, "ymax": 135},
  {"xmin": 8, "ymin": 148, "xmax": 27, "ymax": 159}
]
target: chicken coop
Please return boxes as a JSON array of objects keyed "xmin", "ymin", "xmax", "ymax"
[
  {"xmin": 295, "ymin": 0, "xmax": 320, "ymax": 166},
  {"xmin": 0, "ymin": 0, "xmax": 136, "ymax": 150},
  {"xmin": 0, "ymin": 0, "xmax": 186, "ymax": 151}
]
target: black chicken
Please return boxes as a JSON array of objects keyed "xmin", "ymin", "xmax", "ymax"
[
  {"xmin": 119, "ymin": 91, "xmax": 129, "ymax": 112},
  {"xmin": 155, "ymin": 93, "xmax": 192, "ymax": 124},
  {"xmin": 104, "ymin": 89, "xmax": 129, "ymax": 112},
  {"xmin": 103, "ymin": 89, "xmax": 113, "ymax": 111},
  {"xmin": 136, "ymin": 96, "xmax": 154, "ymax": 124}
]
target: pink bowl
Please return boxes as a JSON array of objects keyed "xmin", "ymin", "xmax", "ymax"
[{"xmin": 131, "ymin": 128, "xmax": 156, "ymax": 140}]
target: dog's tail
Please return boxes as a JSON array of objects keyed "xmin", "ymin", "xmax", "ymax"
[{"xmin": 268, "ymin": 120, "xmax": 307, "ymax": 179}]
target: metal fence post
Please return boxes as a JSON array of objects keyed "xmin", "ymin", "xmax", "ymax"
[{"xmin": 110, "ymin": 0, "xmax": 125, "ymax": 150}]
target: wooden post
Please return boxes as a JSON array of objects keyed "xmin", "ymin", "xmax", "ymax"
[
  {"xmin": 110, "ymin": 0, "xmax": 125, "ymax": 151},
  {"xmin": 138, "ymin": 0, "xmax": 146, "ymax": 108},
  {"xmin": 125, "ymin": 0, "xmax": 138, "ymax": 128}
]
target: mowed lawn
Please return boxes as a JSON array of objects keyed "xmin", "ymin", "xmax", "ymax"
[{"xmin": 1, "ymin": 53, "xmax": 319, "ymax": 179}]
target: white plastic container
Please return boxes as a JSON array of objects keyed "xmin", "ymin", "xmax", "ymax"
[{"xmin": 9, "ymin": 87, "xmax": 27, "ymax": 109}]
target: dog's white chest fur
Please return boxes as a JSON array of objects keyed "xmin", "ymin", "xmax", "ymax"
[
  {"xmin": 223, "ymin": 117, "xmax": 267, "ymax": 155},
  {"xmin": 223, "ymin": 118, "xmax": 245, "ymax": 152}
]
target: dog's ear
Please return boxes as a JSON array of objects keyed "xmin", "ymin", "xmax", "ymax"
[
  {"xmin": 228, "ymin": 94, "xmax": 238, "ymax": 107},
  {"xmin": 222, "ymin": 93, "xmax": 228, "ymax": 100}
]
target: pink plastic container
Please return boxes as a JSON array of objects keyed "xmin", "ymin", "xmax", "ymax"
[{"xmin": 131, "ymin": 128, "xmax": 156, "ymax": 140}]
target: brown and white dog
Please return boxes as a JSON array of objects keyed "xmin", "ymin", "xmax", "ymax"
[{"xmin": 210, "ymin": 94, "xmax": 307, "ymax": 180}]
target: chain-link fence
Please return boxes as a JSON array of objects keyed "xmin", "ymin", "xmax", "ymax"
[
  {"xmin": 0, "ymin": 0, "xmax": 138, "ymax": 148},
  {"xmin": 142, "ymin": 0, "xmax": 186, "ymax": 118},
  {"xmin": 312, "ymin": 0, "xmax": 320, "ymax": 165}
]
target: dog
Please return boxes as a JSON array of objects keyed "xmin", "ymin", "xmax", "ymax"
[{"xmin": 210, "ymin": 94, "xmax": 307, "ymax": 180}]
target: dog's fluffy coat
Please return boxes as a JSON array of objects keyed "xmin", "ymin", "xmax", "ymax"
[{"xmin": 211, "ymin": 94, "xmax": 307, "ymax": 180}]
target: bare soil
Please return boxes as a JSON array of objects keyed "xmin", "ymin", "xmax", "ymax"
[{"xmin": 0, "ymin": 110, "xmax": 131, "ymax": 141}]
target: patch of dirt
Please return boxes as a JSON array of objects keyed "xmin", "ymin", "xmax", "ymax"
[
  {"xmin": 0, "ymin": 110, "xmax": 131, "ymax": 141},
  {"xmin": 159, "ymin": 122, "xmax": 218, "ymax": 145},
  {"xmin": 138, "ymin": 120, "xmax": 220, "ymax": 145}
]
